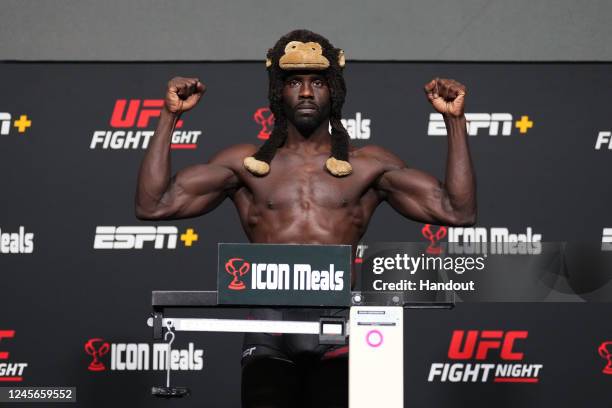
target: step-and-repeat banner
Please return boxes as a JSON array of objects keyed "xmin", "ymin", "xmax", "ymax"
[{"xmin": 0, "ymin": 62, "xmax": 611, "ymax": 406}]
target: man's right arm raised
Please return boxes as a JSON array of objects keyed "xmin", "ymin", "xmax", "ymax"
[{"xmin": 135, "ymin": 77, "xmax": 247, "ymax": 220}]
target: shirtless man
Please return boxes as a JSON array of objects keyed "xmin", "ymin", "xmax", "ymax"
[{"xmin": 136, "ymin": 30, "xmax": 475, "ymax": 408}]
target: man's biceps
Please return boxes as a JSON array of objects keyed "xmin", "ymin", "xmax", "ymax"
[
  {"xmin": 388, "ymin": 194, "xmax": 431, "ymax": 220},
  {"xmin": 208, "ymin": 163, "xmax": 240, "ymax": 184},
  {"xmin": 403, "ymin": 170, "xmax": 444, "ymax": 193},
  {"xmin": 383, "ymin": 170, "xmax": 426, "ymax": 192},
  {"xmin": 376, "ymin": 167, "xmax": 407, "ymax": 186}
]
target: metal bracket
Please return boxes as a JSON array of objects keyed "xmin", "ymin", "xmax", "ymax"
[
  {"xmin": 152, "ymin": 312, "xmax": 163, "ymax": 340},
  {"xmin": 319, "ymin": 317, "xmax": 347, "ymax": 345}
]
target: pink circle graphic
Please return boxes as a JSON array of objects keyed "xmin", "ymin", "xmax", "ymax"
[{"xmin": 366, "ymin": 330, "xmax": 383, "ymax": 348}]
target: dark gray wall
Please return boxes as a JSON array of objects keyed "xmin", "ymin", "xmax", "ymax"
[{"xmin": 1, "ymin": 0, "xmax": 611, "ymax": 61}]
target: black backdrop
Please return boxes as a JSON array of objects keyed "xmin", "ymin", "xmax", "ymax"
[{"xmin": 0, "ymin": 62, "xmax": 610, "ymax": 407}]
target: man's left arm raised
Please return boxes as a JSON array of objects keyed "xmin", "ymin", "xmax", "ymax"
[{"xmin": 373, "ymin": 77, "xmax": 476, "ymax": 226}]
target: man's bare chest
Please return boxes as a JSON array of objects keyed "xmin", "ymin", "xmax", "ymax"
[
  {"xmin": 232, "ymin": 151, "xmax": 383, "ymax": 208},
  {"xmin": 242, "ymin": 169, "xmax": 362, "ymax": 209}
]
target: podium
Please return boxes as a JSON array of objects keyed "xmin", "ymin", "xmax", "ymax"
[{"xmin": 146, "ymin": 244, "xmax": 454, "ymax": 407}]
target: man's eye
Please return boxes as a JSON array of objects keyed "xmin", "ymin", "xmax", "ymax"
[
  {"xmin": 313, "ymin": 80, "xmax": 324, "ymax": 87},
  {"xmin": 288, "ymin": 79, "xmax": 300, "ymax": 87}
]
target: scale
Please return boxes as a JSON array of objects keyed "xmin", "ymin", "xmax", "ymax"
[{"xmin": 146, "ymin": 244, "xmax": 454, "ymax": 407}]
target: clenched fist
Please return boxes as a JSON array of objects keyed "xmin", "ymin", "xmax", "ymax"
[
  {"xmin": 165, "ymin": 77, "xmax": 206, "ymax": 114},
  {"xmin": 424, "ymin": 78, "xmax": 466, "ymax": 117}
]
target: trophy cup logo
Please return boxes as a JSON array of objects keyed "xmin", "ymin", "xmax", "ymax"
[
  {"xmin": 225, "ymin": 257, "xmax": 251, "ymax": 291},
  {"xmin": 85, "ymin": 338, "xmax": 110, "ymax": 371},
  {"xmin": 253, "ymin": 107, "xmax": 275, "ymax": 140},
  {"xmin": 422, "ymin": 224, "xmax": 447, "ymax": 255},
  {"xmin": 598, "ymin": 341, "xmax": 612, "ymax": 375}
]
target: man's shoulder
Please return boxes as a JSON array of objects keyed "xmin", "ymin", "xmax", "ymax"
[
  {"xmin": 216, "ymin": 143, "xmax": 259, "ymax": 157},
  {"xmin": 351, "ymin": 144, "xmax": 405, "ymax": 166},
  {"xmin": 209, "ymin": 144, "xmax": 259, "ymax": 166}
]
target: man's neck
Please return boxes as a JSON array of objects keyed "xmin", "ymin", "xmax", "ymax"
[{"xmin": 284, "ymin": 120, "xmax": 331, "ymax": 153}]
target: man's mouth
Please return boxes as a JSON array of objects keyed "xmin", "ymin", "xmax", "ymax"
[{"xmin": 296, "ymin": 103, "xmax": 318, "ymax": 113}]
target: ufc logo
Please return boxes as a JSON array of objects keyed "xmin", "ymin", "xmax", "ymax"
[
  {"xmin": 110, "ymin": 100, "xmax": 183, "ymax": 128},
  {"xmin": 448, "ymin": 330, "xmax": 528, "ymax": 361},
  {"xmin": 0, "ymin": 330, "xmax": 15, "ymax": 360},
  {"xmin": 94, "ymin": 226, "xmax": 178, "ymax": 249},
  {"xmin": 595, "ymin": 131, "xmax": 612, "ymax": 150},
  {"xmin": 0, "ymin": 113, "xmax": 11, "ymax": 135},
  {"xmin": 428, "ymin": 113, "xmax": 513, "ymax": 136},
  {"xmin": 602, "ymin": 228, "xmax": 612, "ymax": 251}
]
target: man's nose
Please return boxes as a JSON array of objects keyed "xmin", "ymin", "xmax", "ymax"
[{"xmin": 299, "ymin": 81, "xmax": 314, "ymax": 98}]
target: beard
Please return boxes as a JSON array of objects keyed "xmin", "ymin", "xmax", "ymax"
[{"xmin": 283, "ymin": 102, "xmax": 330, "ymax": 137}]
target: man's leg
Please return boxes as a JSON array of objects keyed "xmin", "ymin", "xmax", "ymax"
[
  {"xmin": 241, "ymin": 357, "xmax": 299, "ymax": 408},
  {"xmin": 241, "ymin": 309, "xmax": 300, "ymax": 408},
  {"xmin": 307, "ymin": 356, "xmax": 348, "ymax": 408}
]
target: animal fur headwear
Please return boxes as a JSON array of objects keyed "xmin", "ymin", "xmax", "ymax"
[{"xmin": 243, "ymin": 29, "xmax": 352, "ymax": 177}]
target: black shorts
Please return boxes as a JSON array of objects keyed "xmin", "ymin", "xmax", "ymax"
[{"xmin": 241, "ymin": 308, "xmax": 349, "ymax": 408}]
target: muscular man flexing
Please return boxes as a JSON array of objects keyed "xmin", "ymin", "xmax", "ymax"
[{"xmin": 136, "ymin": 30, "xmax": 475, "ymax": 408}]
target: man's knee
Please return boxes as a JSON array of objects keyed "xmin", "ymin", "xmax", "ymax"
[{"xmin": 241, "ymin": 358, "xmax": 298, "ymax": 408}]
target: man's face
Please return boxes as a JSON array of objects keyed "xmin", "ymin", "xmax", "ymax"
[{"xmin": 281, "ymin": 72, "xmax": 331, "ymax": 136}]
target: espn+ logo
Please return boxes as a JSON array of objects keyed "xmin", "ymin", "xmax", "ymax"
[
  {"xmin": 0, "ymin": 113, "xmax": 32, "ymax": 136},
  {"xmin": 93, "ymin": 226, "xmax": 198, "ymax": 249},
  {"xmin": 428, "ymin": 113, "xmax": 533, "ymax": 136}
]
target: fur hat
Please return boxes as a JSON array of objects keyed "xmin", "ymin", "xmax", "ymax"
[{"xmin": 243, "ymin": 29, "xmax": 352, "ymax": 177}]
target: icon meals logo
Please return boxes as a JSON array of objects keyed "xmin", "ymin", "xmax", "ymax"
[
  {"xmin": 421, "ymin": 224, "xmax": 543, "ymax": 255},
  {"xmin": 253, "ymin": 107, "xmax": 275, "ymax": 140},
  {"xmin": 90, "ymin": 99, "xmax": 202, "ymax": 150},
  {"xmin": 84, "ymin": 338, "xmax": 203, "ymax": 372},
  {"xmin": 598, "ymin": 341, "xmax": 612, "ymax": 375},
  {"xmin": 85, "ymin": 338, "xmax": 110, "ymax": 371},
  {"xmin": 448, "ymin": 227, "xmax": 542, "ymax": 255},
  {"xmin": 421, "ymin": 224, "xmax": 447, "ymax": 255},
  {"xmin": 226, "ymin": 258, "xmax": 250, "ymax": 290},
  {"xmin": 253, "ymin": 107, "xmax": 371, "ymax": 140},
  {"xmin": 225, "ymin": 258, "xmax": 345, "ymax": 292},
  {"xmin": 428, "ymin": 330, "xmax": 542, "ymax": 383},
  {"xmin": 0, "ymin": 226, "xmax": 34, "ymax": 254}
]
